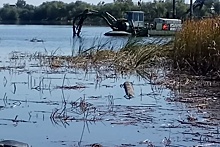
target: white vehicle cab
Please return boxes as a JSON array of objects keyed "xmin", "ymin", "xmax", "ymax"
[{"xmin": 148, "ymin": 18, "xmax": 182, "ymax": 36}]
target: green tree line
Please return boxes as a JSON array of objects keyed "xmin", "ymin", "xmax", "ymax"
[{"xmin": 0, "ymin": 0, "xmax": 220, "ymax": 25}]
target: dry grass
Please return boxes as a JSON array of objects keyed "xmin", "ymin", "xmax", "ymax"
[
  {"xmin": 46, "ymin": 37, "xmax": 169, "ymax": 76},
  {"xmin": 172, "ymin": 18, "xmax": 220, "ymax": 76}
]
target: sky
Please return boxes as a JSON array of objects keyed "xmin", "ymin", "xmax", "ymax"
[{"xmin": 0, "ymin": 0, "xmax": 191, "ymax": 7}]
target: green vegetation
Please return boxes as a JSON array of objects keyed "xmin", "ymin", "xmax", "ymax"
[{"xmin": 0, "ymin": 0, "xmax": 220, "ymax": 24}]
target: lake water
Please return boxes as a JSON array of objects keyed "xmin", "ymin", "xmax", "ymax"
[
  {"xmin": 0, "ymin": 25, "xmax": 129, "ymax": 57},
  {"xmin": 0, "ymin": 25, "xmax": 215, "ymax": 147},
  {"xmin": 0, "ymin": 25, "xmax": 171, "ymax": 56}
]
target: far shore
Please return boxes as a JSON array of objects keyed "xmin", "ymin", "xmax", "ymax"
[{"xmin": 0, "ymin": 21, "xmax": 111, "ymax": 26}]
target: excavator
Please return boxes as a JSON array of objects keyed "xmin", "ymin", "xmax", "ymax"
[
  {"xmin": 72, "ymin": 9, "xmax": 139, "ymax": 37},
  {"xmin": 72, "ymin": 0, "xmax": 206, "ymax": 37}
]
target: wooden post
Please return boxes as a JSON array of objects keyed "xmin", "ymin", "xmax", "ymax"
[
  {"xmin": 173, "ymin": 0, "xmax": 176, "ymax": 19},
  {"xmin": 190, "ymin": 0, "xmax": 193, "ymax": 19},
  {"xmin": 73, "ymin": 24, "xmax": 76, "ymax": 37}
]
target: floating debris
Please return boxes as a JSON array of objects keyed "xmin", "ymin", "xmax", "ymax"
[
  {"xmin": 56, "ymin": 85, "xmax": 87, "ymax": 90},
  {"xmin": 162, "ymin": 137, "xmax": 171, "ymax": 146},
  {"xmin": 120, "ymin": 81, "xmax": 134, "ymax": 99},
  {"xmin": 30, "ymin": 38, "xmax": 44, "ymax": 42},
  {"xmin": 194, "ymin": 143, "xmax": 217, "ymax": 147},
  {"xmin": 0, "ymin": 140, "xmax": 29, "ymax": 147},
  {"xmin": 139, "ymin": 139, "xmax": 154, "ymax": 146},
  {"xmin": 91, "ymin": 143, "xmax": 102, "ymax": 147}
]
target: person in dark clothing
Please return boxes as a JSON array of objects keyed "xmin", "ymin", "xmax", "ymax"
[{"xmin": 185, "ymin": 0, "xmax": 205, "ymax": 14}]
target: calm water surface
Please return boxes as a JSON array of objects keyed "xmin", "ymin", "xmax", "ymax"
[
  {"xmin": 0, "ymin": 25, "xmax": 207, "ymax": 147},
  {"xmin": 0, "ymin": 25, "xmax": 126, "ymax": 56}
]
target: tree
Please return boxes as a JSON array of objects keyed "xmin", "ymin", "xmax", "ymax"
[
  {"xmin": 16, "ymin": 0, "xmax": 26, "ymax": 8},
  {"xmin": 0, "ymin": 0, "xmax": 218, "ymax": 24},
  {"xmin": 0, "ymin": 6, "xmax": 19, "ymax": 22},
  {"xmin": 18, "ymin": 9, "xmax": 34, "ymax": 22},
  {"xmin": 213, "ymin": 1, "xmax": 220, "ymax": 14}
]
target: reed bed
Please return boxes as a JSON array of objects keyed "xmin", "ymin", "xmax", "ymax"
[
  {"xmin": 173, "ymin": 18, "xmax": 220, "ymax": 77},
  {"xmin": 46, "ymin": 37, "xmax": 169, "ymax": 78}
]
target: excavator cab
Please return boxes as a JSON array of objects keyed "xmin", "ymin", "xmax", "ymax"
[{"xmin": 125, "ymin": 11, "xmax": 145, "ymax": 28}]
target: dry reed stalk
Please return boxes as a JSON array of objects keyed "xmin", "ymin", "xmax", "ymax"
[{"xmin": 173, "ymin": 18, "xmax": 220, "ymax": 76}]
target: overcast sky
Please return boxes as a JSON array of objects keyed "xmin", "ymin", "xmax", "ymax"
[{"xmin": 0, "ymin": 0, "xmax": 191, "ymax": 7}]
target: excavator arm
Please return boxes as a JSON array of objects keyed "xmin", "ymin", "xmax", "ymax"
[
  {"xmin": 184, "ymin": 0, "xmax": 205, "ymax": 16},
  {"xmin": 72, "ymin": 9, "xmax": 120, "ymax": 37}
]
